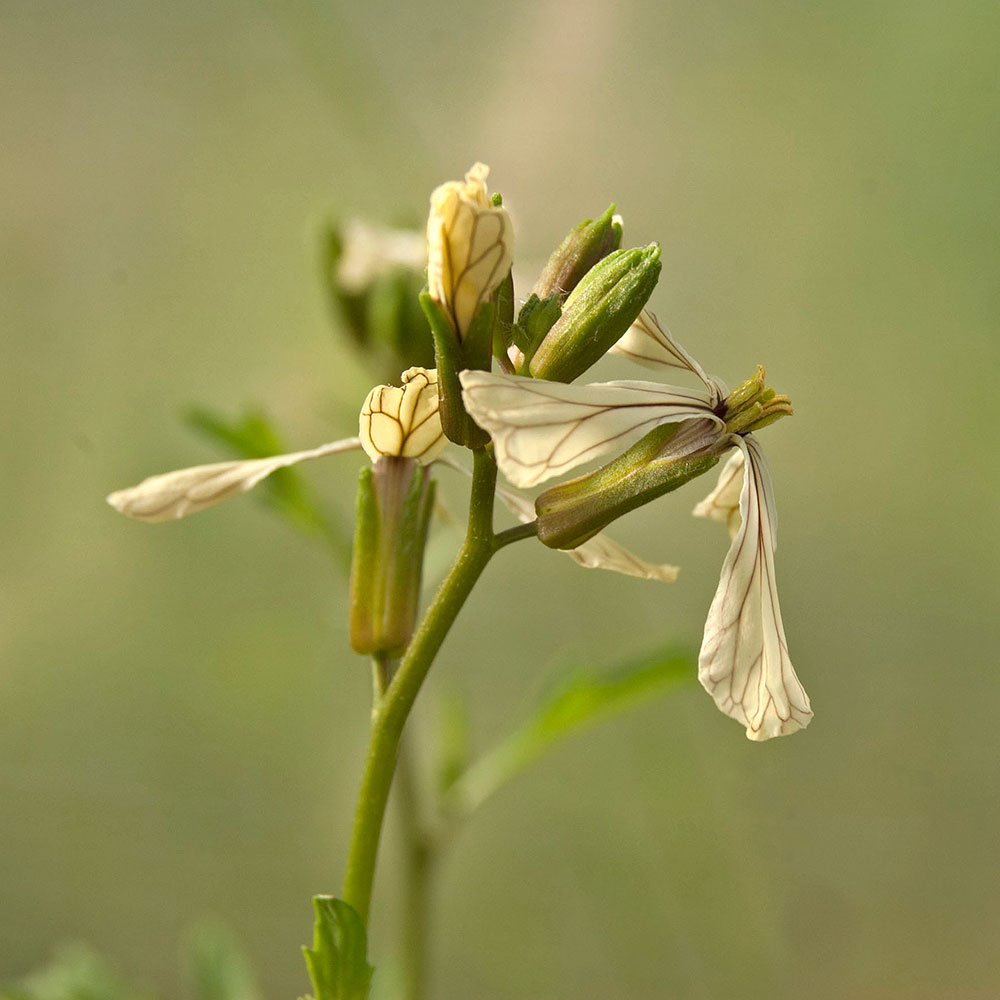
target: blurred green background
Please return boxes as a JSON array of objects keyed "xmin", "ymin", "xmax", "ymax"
[{"xmin": 3, "ymin": 0, "xmax": 999, "ymax": 997}]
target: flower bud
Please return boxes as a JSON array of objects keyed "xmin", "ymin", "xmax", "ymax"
[
  {"xmin": 426, "ymin": 163, "xmax": 513, "ymax": 342},
  {"xmin": 528, "ymin": 244, "xmax": 661, "ymax": 384},
  {"xmin": 532, "ymin": 205, "xmax": 622, "ymax": 302},
  {"xmin": 359, "ymin": 367, "xmax": 447, "ymax": 464},
  {"xmin": 534, "ymin": 420, "xmax": 721, "ymax": 550},
  {"xmin": 349, "ymin": 458, "xmax": 435, "ymax": 656}
]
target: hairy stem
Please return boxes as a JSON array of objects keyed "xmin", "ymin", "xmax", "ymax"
[{"xmin": 341, "ymin": 448, "xmax": 498, "ymax": 923}]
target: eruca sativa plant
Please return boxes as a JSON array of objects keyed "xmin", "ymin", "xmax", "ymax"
[{"xmin": 108, "ymin": 163, "xmax": 811, "ymax": 1000}]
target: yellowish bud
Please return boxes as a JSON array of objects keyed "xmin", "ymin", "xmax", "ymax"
[
  {"xmin": 359, "ymin": 367, "xmax": 447, "ymax": 464},
  {"xmin": 426, "ymin": 163, "xmax": 513, "ymax": 339}
]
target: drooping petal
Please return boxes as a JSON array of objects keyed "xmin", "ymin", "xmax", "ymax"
[
  {"xmin": 491, "ymin": 479, "xmax": 679, "ymax": 583},
  {"xmin": 610, "ymin": 309, "xmax": 724, "ymax": 403},
  {"xmin": 698, "ymin": 435, "xmax": 811, "ymax": 740},
  {"xmin": 692, "ymin": 448, "xmax": 745, "ymax": 540},
  {"xmin": 460, "ymin": 370, "xmax": 722, "ymax": 488},
  {"xmin": 106, "ymin": 438, "xmax": 362, "ymax": 523}
]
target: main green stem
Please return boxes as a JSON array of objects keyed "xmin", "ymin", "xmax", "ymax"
[{"xmin": 342, "ymin": 448, "xmax": 498, "ymax": 924}]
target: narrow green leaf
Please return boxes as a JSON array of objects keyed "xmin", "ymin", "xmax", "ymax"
[
  {"xmin": 446, "ymin": 645, "xmax": 695, "ymax": 818},
  {"xmin": 302, "ymin": 897, "xmax": 374, "ymax": 1000}
]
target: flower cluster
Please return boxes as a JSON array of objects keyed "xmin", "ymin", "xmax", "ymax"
[{"xmin": 107, "ymin": 163, "xmax": 811, "ymax": 740}]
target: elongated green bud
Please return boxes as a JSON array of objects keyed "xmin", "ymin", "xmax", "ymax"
[
  {"xmin": 535, "ymin": 423, "xmax": 719, "ymax": 550},
  {"xmin": 528, "ymin": 244, "xmax": 661, "ymax": 384},
  {"xmin": 532, "ymin": 205, "xmax": 622, "ymax": 302},
  {"xmin": 349, "ymin": 458, "xmax": 435, "ymax": 656}
]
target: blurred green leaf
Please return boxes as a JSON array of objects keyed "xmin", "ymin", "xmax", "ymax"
[
  {"xmin": 184, "ymin": 405, "xmax": 352, "ymax": 570},
  {"xmin": 435, "ymin": 692, "xmax": 471, "ymax": 795},
  {"xmin": 1, "ymin": 944, "xmax": 153, "ymax": 1000},
  {"xmin": 183, "ymin": 921, "xmax": 259, "ymax": 1000},
  {"xmin": 302, "ymin": 897, "xmax": 373, "ymax": 1000},
  {"xmin": 445, "ymin": 645, "xmax": 695, "ymax": 819}
]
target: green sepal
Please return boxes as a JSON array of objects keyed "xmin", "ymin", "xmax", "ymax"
[
  {"xmin": 419, "ymin": 292, "xmax": 490, "ymax": 448},
  {"xmin": 492, "ymin": 270, "xmax": 515, "ymax": 365},
  {"xmin": 349, "ymin": 461, "xmax": 435, "ymax": 657},
  {"xmin": 420, "ymin": 292, "xmax": 471, "ymax": 446},
  {"xmin": 535, "ymin": 424, "xmax": 719, "ymax": 549},
  {"xmin": 302, "ymin": 896, "xmax": 374, "ymax": 1000},
  {"xmin": 511, "ymin": 293, "xmax": 562, "ymax": 371},
  {"xmin": 529, "ymin": 243, "xmax": 661, "ymax": 384},
  {"xmin": 532, "ymin": 204, "xmax": 621, "ymax": 302},
  {"xmin": 348, "ymin": 467, "xmax": 380, "ymax": 654}
]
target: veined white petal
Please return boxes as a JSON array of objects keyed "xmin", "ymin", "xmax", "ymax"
[
  {"xmin": 610, "ymin": 309, "xmax": 724, "ymax": 403},
  {"xmin": 698, "ymin": 435, "xmax": 810, "ymax": 740},
  {"xmin": 692, "ymin": 448, "xmax": 745, "ymax": 541},
  {"xmin": 106, "ymin": 437, "xmax": 362, "ymax": 523},
  {"xmin": 492, "ymin": 481, "xmax": 679, "ymax": 583},
  {"xmin": 460, "ymin": 370, "xmax": 722, "ymax": 488}
]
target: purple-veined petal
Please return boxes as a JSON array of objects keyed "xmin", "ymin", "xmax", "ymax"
[
  {"xmin": 698, "ymin": 435, "xmax": 810, "ymax": 740},
  {"xmin": 460, "ymin": 370, "xmax": 722, "ymax": 488},
  {"xmin": 106, "ymin": 437, "xmax": 362, "ymax": 523}
]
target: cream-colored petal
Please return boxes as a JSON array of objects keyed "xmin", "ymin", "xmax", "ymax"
[
  {"xmin": 426, "ymin": 163, "xmax": 513, "ymax": 338},
  {"xmin": 460, "ymin": 370, "xmax": 722, "ymax": 488},
  {"xmin": 692, "ymin": 448, "xmax": 745, "ymax": 540},
  {"xmin": 359, "ymin": 367, "xmax": 447, "ymax": 464},
  {"xmin": 106, "ymin": 437, "xmax": 362, "ymax": 523},
  {"xmin": 610, "ymin": 309, "xmax": 724, "ymax": 403},
  {"xmin": 698, "ymin": 435, "xmax": 811, "ymax": 740}
]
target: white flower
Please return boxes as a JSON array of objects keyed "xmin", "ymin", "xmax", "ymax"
[
  {"xmin": 460, "ymin": 312, "xmax": 811, "ymax": 740},
  {"xmin": 107, "ymin": 368, "xmax": 444, "ymax": 523},
  {"xmin": 426, "ymin": 163, "xmax": 513, "ymax": 339}
]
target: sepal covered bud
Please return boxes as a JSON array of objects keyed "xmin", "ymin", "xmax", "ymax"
[
  {"xmin": 532, "ymin": 204, "xmax": 622, "ymax": 302},
  {"xmin": 349, "ymin": 458, "xmax": 436, "ymax": 656},
  {"xmin": 359, "ymin": 367, "xmax": 447, "ymax": 464},
  {"xmin": 528, "ymin": 244, "xmax": 661, "ymax": 384},
  {"xmin": 535, "ymin": 420, "xmax": 720, "ymax": 550}
]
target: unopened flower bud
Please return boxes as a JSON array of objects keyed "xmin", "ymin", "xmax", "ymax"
[
  {"xmin": 426, "ymin": 163, "xmax": 513, "ymax": 342},
  {"xmin": 349, "ymin": 458, "xmax": 435, "ymax": 656},
  {"xmin": 528, "ymin": 244, "xmax": 661, "ymax": 384},
  {"xmin": 535, "ymin": 420, "xmax": 721, "ymax": 550},
  {"xmin": 532, "ymin": 205, "xmax": 622, "ymax": 302},
  {"xmin": 359, "ymin": 367, "xmax": 447, "ymax": 464}
]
